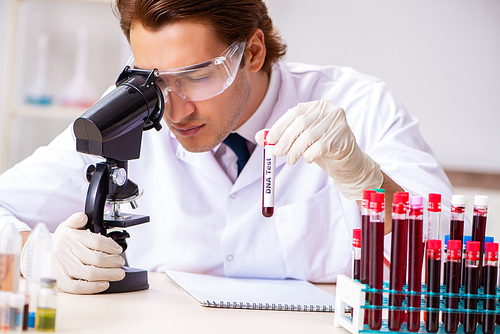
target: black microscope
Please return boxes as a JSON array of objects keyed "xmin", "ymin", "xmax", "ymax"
[{"xmin": 73, "ymin": 66, "xmax": 164, "ymax": 293}]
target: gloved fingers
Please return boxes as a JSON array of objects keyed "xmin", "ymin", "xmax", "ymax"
[
  {"xmin": 57, "ymin": 251, "xmax": 124, "ymax": 282},
  {"xmin": 54, "ymin": 239, "xmax": 125, "ymax": 281},
  {"xmin": 302, "ymin": 139, "xmax": 330, "ymax": 164},
  {"xmin": 266, "ymin": 103, "xmax": 307, "ymax": 145},
  {"xmin": 59, "ymin": 212, "xmax": 123, "ymax": 255},
  {"xmin": 65, "ymin": 212, "xmax": 88, "ymax": 229},
  {"xmin": 283, "ymin": 114, "xmax": 330, "ymax": 165},
  {"xmin": 53, "ymin": 261, "xmax": 110, "ymax": 294},
  {"xmin": 268, "ymin": 104, "xmax": 313, "ymax": 158},
  {"xmin": 69, "ymin": 265, "xmax": 125, "ymax": 283},
  {"xmin": 254, "ymin": 129, "xmax": 268, "ymax": 146},
  {"xmin": 62, "ymin": 280, "xmax": 110, "ymax": 295},
  {"xmin": 64, "ymin": 228, "xmax": 123, "ymax": 255},
  {"xmin": 271, "ymin": 101, "xmax": 341, "ymax": 159},
  {"xmin": 70, "ymin": 243, "xmax": 125, "ymax": 268}
]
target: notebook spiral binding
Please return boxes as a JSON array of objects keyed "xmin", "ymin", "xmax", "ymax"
[{"xmin": 205, "ymin": 300, "xmax": 334, "ymax": 312}]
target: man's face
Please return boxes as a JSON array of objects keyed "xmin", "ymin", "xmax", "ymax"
[{"xmin": 130, "ymin": 21, "xmax": 251, "ymax": 152}]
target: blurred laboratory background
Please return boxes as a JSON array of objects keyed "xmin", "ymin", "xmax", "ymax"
[{"xmin": 0, "ymin": 0, "xmax": 499, "ymax": 234}]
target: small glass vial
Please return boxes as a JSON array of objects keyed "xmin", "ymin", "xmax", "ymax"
[
  {"xmin": 8, "ymin": 292, "xmax": 25, "ymax": 333},
  {"xmin": 35, "ymin": 278, "xmax": 57, "ymax": 332},
  {"xmin": 0, "ymin": 291, "xmax": 10, "ymax": 332}
]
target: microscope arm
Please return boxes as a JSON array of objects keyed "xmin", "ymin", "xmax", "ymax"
[{"xmin": 85, "ymin": 162, "xmax": 109, "ymax": 235}]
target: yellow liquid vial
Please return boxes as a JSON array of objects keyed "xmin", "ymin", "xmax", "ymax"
[{"xmin": 35, "ymin": 307, "xmax": 56, "ymax": 331}]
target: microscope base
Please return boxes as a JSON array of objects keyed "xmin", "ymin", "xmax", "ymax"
[{"xmin": 101, "ymin": 266, "xmax": 149, "ymax": 294}]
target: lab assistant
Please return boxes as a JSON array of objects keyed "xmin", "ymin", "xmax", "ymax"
[{"xmin": 0, "ymin": 61, "xmax": 454, "ymax": 283}]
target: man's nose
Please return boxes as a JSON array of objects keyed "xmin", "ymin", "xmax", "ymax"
[{"xmin": 165, "ymin": 91, "xmax": 196, "ymax": 123}]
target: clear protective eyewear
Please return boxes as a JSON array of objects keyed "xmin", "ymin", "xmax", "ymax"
[{"xmin": 128, "ymin": 41, "xmax": 246, "ymax": 102}]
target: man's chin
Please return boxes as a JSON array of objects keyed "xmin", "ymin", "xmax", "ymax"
[{"xmin": 176, "ymin": 137, "xmax": 217, "ymax": 153}]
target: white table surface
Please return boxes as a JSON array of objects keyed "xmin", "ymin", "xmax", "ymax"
[{"xmin": 45, "ymin": 272, "xmax": 349, "ymax": 334}]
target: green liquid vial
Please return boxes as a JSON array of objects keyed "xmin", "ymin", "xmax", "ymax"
[
  {"xmin": 35, "ymin": 278, "xmax": 57, "ymax": 332},
  {"xmin": 35, "ymin": 307, "xmax": 56, "ymax": 331}
]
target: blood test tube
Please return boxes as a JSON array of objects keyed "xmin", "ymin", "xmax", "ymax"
[
  {"xmin": 395, "ymin": 191, "xmax": 409, "ymax": 276},
  {"xmin": 471, "ymin": 195, "xmax": 488, "ymax": 287},
  {"xmin": 352, "ymin": 229, "xmax": 361, "ymax": 280},
  {"xmin": 368, "ymin": 192, "xmax": 384, "ymax": 331},
  {"xmin": 426, "ymin": 239, "xmax": 442, "ymax": 333},
  {"xmin": 407, "ymin": 195, "xmax": 424, "ymax": 332},
  {"xmin": 388, "ymin": 192, "xmax": 407, "ymax": 332},
  {"xmin": 360, "ymin": 189, "xmax": 374, "ymax": 324},
  {"xmin": 426, "ymin": 194, "xmax": 441, "ymax": 271},
  {"xmin": 442, "ymin": 235, "xmax": 449, "ymax": 324},
  {"xmin": 261, "ymin": 130, "xmax": 275, "ymax": 218},
  {"xmin": 427, "ymin": 193, "xmax": 442, "ymax": 241},
  {"xmin": 459, "ymin": 235, "xmax": 472, "ymax": 326},
  {"xmin": 482, "ymin": 242, "xmax": 498, "ymax": 334},
  {"xmin": 360, "ymin": 190, "xmax": 374, "ymax": 286},
  {"xmin": 425, "ymin": 194, "xmax": 441, "ymax": 299},
  {"xmin": 464, "ymin": 241, "xmax": 480, "ymax": 334},
  {"xmin": 449, "ymin": 195, "xmax": 465, "ymax": 255},
  {"xmin": 444, "ymin": 240, "xmax": 462, "ymax": 334}
]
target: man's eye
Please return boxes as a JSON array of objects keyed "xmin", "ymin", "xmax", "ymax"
[{"xmin": 186, "ymin": 76, "xmax": 209, "ymax": 83}]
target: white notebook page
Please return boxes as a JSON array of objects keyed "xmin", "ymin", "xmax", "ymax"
[{"xmin": 165, "ymin": 270, "xmax": 336, "ymax": 312}]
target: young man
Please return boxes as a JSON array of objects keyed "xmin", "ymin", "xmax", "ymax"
[{"xmin": 0, "ymin": 0, "xmax": 454, "ymax": 294}]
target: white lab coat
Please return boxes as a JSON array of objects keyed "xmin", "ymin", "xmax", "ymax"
[{"xmin": 0, "ymin": 62, "xmax": 456, "ymax": 283}]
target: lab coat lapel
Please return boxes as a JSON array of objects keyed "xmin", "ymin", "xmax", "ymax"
[
  {"xmin": 232, "ymin": 63, "xmax": 299, "ymax": 192},
  {"xmin": 175, "ymin": 143, "xmax": 233, "ymax": 190}
]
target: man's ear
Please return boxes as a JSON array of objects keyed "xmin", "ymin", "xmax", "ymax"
[{"xmin": 245, "ymin": 28, "xmax": 266, "ymax": 73}]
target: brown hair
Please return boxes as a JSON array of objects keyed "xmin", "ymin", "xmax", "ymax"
[{"xmin": 114, "ymin": 0, "xmax": 287, "ymax": 73}]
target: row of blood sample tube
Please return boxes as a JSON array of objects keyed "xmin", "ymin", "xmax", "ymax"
[{"xmin": 352, "ymin": 190, "xmax": 498, "ymax": 333}]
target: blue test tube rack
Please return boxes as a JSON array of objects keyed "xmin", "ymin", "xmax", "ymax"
[{"xmin": 334, "ymin": 274, "xmax": 500, "ymax": 334}]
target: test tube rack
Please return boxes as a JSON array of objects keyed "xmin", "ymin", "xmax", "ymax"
[{"xmin": 334, "ymin": 274, "xmax": 500, "ymax": 334}]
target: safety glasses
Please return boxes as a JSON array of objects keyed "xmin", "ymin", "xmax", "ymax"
[{"xmin": 129, "ymin": 41, "xmax": 246, "ymax": 102}]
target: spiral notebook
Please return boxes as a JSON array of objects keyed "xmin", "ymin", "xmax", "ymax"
[{"xmin": 165, "ymin": 270, "xmax": 336, "ymax": 312}]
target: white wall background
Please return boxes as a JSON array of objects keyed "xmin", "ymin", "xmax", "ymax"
[
  {"xmin": 0, "ymin": 0, "xmax": 129, "ymax": 168},
  {"xmin": 0, "ymin": 0, "xmax": 499, "ymax": 173},
  {"xmin": 266, "ymin": 0, "xmax": 500, "ymax": 173}
]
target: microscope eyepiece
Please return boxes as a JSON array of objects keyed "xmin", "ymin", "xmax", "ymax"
[{"xmin": 73, "ymin": 67, "xmax": 164, "ymax": 161}]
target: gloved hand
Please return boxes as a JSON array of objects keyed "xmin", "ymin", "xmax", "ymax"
[
  {"xmin": 255, "ymin": 100, "xmax": 383, "ymax": 200},
  {"xmin": 51, "ymin": 212, "xmax": 125, "ymax": 294}
]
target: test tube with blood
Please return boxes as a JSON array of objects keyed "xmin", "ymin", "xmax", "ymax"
[
  {"xmin": 262, "ymin": 130, "xmax": 275, "ymax": 218},
  {"xmin": 483, "ymin": 242, "xmax": 498, "ymax": 334},
  {"xmin": 463, "ymin": 241, "xmax": 481, "ymax": 334}
]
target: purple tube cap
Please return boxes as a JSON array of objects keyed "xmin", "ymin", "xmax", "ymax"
[{"xmin": 409, "ymin": 195, "xmax": 423, "ymax": 207}]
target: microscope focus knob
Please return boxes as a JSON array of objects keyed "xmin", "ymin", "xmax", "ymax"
[
  {"xmin": 84, "ymin": 164, "xmax": 96, "ymax": 183},
  {"xmin": 111, "ymin": 167, "xmax": 127, "ymax": 187}
]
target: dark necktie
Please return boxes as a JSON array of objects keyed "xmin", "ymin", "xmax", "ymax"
[{"xmin": 223, "ymin": 133, "xmax": 250, "ymax": 176}]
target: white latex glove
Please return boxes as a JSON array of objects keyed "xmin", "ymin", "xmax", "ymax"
[
  {"xmin": 51, "ymin": 212, "xmax": 125, "ymax": 294},
  {"xmin": 256, "ymin": 100, "xmax": 383, "ymax": 200}
]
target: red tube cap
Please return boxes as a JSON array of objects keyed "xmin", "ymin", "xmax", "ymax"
[
  {"xmin": 485, "ymin": 242, "xmax": 499, "ymax": 253},
  {"xmin": 428, "ymin": 193, "xmax": 441, "ymax": 212},
  {"xmin": 370, "ymin": 192, "xmax": 385, "ymax": 212},
  {"xmin": 466, "ymin": 241, "xmax": 481, "ymax": 252},
  {"xmin": 393, "ymin": 193, "xmax": 407, "ymax": 205},
  {"xmin": 395, "ymin": 191, "xmax": 409, "ymax": 202},
  {"xmin": 264, "ymin": 130, "xmax": 270, "ymax": 145},
  {"xmin": 353, "ymin": 229, "xmax": 361, "ymax": 247},
  {"xmin": 363, "ymin": 190, "xmax": 375, "ymax": 201},
  {"xmin": 485, "ymin": 242, "xmax": 498, "ymax": 262},
  {"xmin": 448, "ymin": 240, "xmax": 462, "ymax": 250},
  {"xmin": 427, "ymin": 239, "xmax": 441, "ymax": 250}
]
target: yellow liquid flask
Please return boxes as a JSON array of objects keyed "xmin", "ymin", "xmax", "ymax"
[{"xmin": 35, "ymin": 278, "xmax": 57, "ymax": 332}]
